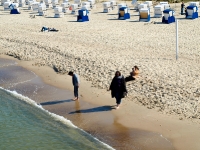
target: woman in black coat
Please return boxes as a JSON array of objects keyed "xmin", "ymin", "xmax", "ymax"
[{"xmin": 108, "ymin": 71, "xmax": 127, "ymax": 109}]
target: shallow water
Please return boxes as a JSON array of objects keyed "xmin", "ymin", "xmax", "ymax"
[{"xmin": 0, "ymin": 88, "xmax": 112, "ymax": 150}]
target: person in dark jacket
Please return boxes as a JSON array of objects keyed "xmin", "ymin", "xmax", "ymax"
[
  {"xmin": 108, "ymin": 71, "xmax": 127, "ymax": 109},
  {"xmin": 68, "ymin": 71, "xmax": 80, "ymax": 101},
  {"xmin": 181, "ymin": 2, "xmax": 185, "ymax": 15}
]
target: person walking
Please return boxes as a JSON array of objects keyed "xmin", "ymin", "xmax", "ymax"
[
  {"xmin": 108, "ymin": 71, "xmax": 127, "ymax": 109},
  {"xmin": 68, "ymin": 71, "xmax": 80, "ymax": 101}
]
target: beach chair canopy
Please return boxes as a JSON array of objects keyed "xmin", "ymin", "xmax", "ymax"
[
  {"xmin": 187, "ymin": 5, "xmax": 197, "ymax": 10},
  {"xmin": 163, "ymin": 9, "xmax": 174, "ymax": 13},
  {"xmin": 119, "ymin": 6, "xmax": 127, "ymax": 11}
]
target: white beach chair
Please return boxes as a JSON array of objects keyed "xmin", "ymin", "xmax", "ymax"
[
  {"xmin": 52, "ymin": 0, "xmax": 58, "ymax": 8},
  {"xmin": 3, "ymin": 1, "xmax": 12, "ymax": 10},
  {"xmin": 19, "ymin": 0, "xmax": 25, "ymax": 7},
  {"xmin": 154, "ymin": 5, "xmax": 164, "ymax": 18},
  {"xmin": 32, "ymin": 2, "xmax": 40, "ymax": 12},
  {"xmin": 71, "ymin": 4, "xmax": 78, "ymax": 15},
  {"xmin": 44, "ymin": 0, "xmax": 52, "ymax": 8},
  {"xmin": 54, "ymin": 6, "xmax": 64, "ymax": 17},
  {"xmin": 103, "ymin": 2, "xmax": 111, "ymax": 13},
  {"xmin": 74, "ymin": 0, "xmax": 81, "ymax": 7}
]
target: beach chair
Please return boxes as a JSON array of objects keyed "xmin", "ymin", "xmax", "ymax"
[
  {"xmin": 19, "ymin": 0, "xmax": 25, "ymax": 7},
  {"xmin": 159, "ymin": 2, "xmax": 168, "ymax": 5},
  {"xmin": 1, "ymin": 0, "xmax": 11, "ymax": 6},
  {"xmin": 118, "ymin": 7, "xmax": 130, "ymax": 20},
  {"xmin": 143, "ymin": 1, "xmax": 153, "ymax": 12},
  {"xmin": 44, "ymin": 0, "xmax": 52, "ymax": 8},
  {"xmin": 32, "ymin": 2, "xmax": 40, "ymax": 12},
  {"xmin": 110, "ymin": 0, "xmax": 116, "ymax": 10},
  {"xmin": 103, "ymin": 2, "xmax": 111, "ymax": 13},
  {"xmin": 71, "ymin": 4, "xmax": 78, "ymax": 15},
  {"xmin": 9, "ymin": 3, "xmax": 21, "ymax": 14},
  {"xmin": 14, "ymin": 0, "xmax": 19, "ymax": 3},
  {"xmin": 74, "ymin": 0, "xmax": 81, "ymax": 7},
  {"xmin": 139, "ymin": 8, "xmax": 150, "ymax": 22},
  {"xmin": 189, "ymin": 2, "xmax": 199, "ymax": 8},
  {"xmin": 28, "ymin": 0, "xmax": 35, "ymax": 10},
  {"xmin": 162, "ymin": 9, "xmax": 175, "ymax": 24},
  {"xmin": 3, "ymin": 1, "xmax": 12, "ymax": 10},
  {"xmin": 185, "ymin": 5, "xmax": 198, "ymax": 19},
  {"xmin": 117, "ymin": 3, "xmax": 126, "ymax": 13},
  {"xmin": 138, "ymin": 3, "xmax": 147, "ymax": 11},
  {"xmin": 82, "ymin": 2, "xmax": 91, "ymax": 10},
  {"xmin": 77, "ymin": 8, "xmax": 89, "ymax": 22},
  {"xmin": 131, "ymin": 0, "xmax": 137, "ymax": 8},
  {"xmin": 154, "ymin": 5, "xmax": 164, "ymax": 18},
  {"xmin": 54, "ymin": 7, "xmax": 64, "ymax": 17},
  {"xmin": 52, "ymin": 0, "xmax": 58, "ymax": 8},
  {"xmin": 88, "ymin": 0, "xmax": 96, "ymax": 9},
  {"xmin": 61, "ymin": 2, "xmax": 70, "ymax": 13},
  {"xmin": 38, "ymin": 4, "xmax": 46, "ymax": 16}
]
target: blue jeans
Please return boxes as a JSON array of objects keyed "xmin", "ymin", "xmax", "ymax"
[
  {"xmin": 74, "ymin": 86, "xmax": 79, "ymax": 98},
  {"xmin": 115, "ymin": 93, "xmax": 121, "ymax": 105}
]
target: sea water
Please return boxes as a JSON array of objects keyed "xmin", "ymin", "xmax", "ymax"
[{"xmin": 0, "ymin": 87, "xmax": 113, "ymax": 150}]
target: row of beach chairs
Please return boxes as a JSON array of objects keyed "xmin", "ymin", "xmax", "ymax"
[{"xmin": 1, "ymin": 0, "xmax": 199, "ymax": 22}]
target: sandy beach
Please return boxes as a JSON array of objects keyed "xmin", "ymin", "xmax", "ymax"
[{"xmin": 1, "ymin": 1, "xmax": 200, "ymax": 149}]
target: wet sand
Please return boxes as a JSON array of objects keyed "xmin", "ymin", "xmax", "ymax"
[
  {"xmin": 0, "ymin": 56, "xmax": 176, "ymax": 149},
  {"xmin": 1, "ymin": 55, "xmax": 200, "ymax": 150}
]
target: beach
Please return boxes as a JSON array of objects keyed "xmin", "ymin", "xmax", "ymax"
[{"xmin": 0, "ymin": 1, "xmax": 200, "ymax": 149}]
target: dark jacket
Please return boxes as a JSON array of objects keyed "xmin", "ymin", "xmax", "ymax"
[
  {"xmin": 109, "ymin": 76, "xmax": 127, "ymax": 98},
  {"xmin": 72, "ymin": 74, "xmax": 80, "ymax": 86},
  {"xmin": 181, "ymin": 3, "xmax": 185, "ymax": 8}
]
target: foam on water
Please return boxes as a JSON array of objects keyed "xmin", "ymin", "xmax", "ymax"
[
  {"xmin": 0, "ymin": 61, "xmax": 17, "ymax": 68},
  {"xmin": 0, "ymin": 87, "xmax": 115, "ymax": 150},
  {"xmin": 7, "ymin": 72, "xmax": 37, "ymax": 89}
]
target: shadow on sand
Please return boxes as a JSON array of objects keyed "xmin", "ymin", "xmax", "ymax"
[
  {"xmin": 68, "ymin": 21, "xmax": 79, "ymax": 22},
  {"xmin": 40, "ymin": 99, "xmax": 73, "ymax": 106},
  {"xmin": 96, "ymin": 12, "xmax": 108, "ymax": 14},
  {"xmin": 108, "ymin": 18, "xmax": 119, "ymax": 20},
  {"xmin": 129, "ymin": 20, "xmax": 139, "ymax": 22},
  {"xmin": 107, "ymin": 14, "xmax": 118, "ymax": 15},
  {"xmin": 0, "ymin": 14, "xmax": 9, "ymax": 15},
  {"xmin": 45, "ymin": 16, "xmax": 57, "ymax": 18},
  {"xmin": 131, "ymin": 14, "xmax": 139, "ymax": 16},
  {"xmin": 153, "ymin": 22, "xmax": 172, "ymax": 25},
  {"xmin": 69, "ymin": 105, "xmax": 115, "ymax": 114}
]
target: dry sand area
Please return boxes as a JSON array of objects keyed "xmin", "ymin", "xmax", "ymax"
[{"xmin": 1, "ymin": 1, "xmax": 200, "ymax": 149}]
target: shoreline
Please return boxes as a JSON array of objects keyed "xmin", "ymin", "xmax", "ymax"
[
  {"xmin": 0, "ymin": 87, "xmax": 114, "ymax": 150},
  {"xmin": 1, "ymin": 54, "xmax": 200, "ymax": 150},
  {"xmin": 0, "ymin": 55, "xmax": 175, "ymax": 150},
  {"xmin": 0, "ymin": 1, "xmax": 200, "ymax": 149},
  {"xmin": 1, "ymin": 2, "xmax": 200, "ymax": 120}
]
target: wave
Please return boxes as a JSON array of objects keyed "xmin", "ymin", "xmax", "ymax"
[
  {"xmin": 7, "ymin": 70, "xmax": 38, "ymax": 89},
  {"xmin": 0, "ymin": 61, "xmax": 17, "ymax": 68},
  {"xmin": 0, "ymin": 87, "xmax": 115, "ymax": 150}
]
